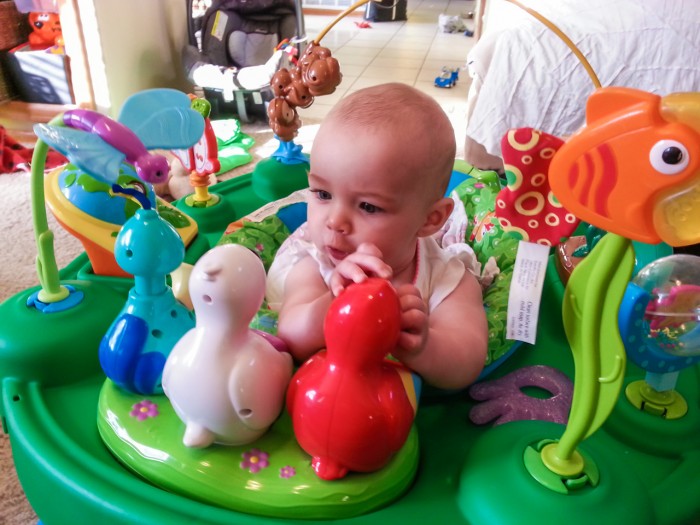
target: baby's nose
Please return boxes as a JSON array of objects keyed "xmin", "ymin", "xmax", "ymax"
[{"xmin": 326, "ymin": 207, "xmax": 350, "ymax": 233}]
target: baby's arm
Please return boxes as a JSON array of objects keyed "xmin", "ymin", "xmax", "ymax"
[
  {"xmin": 277, "ymin": 243, "xmax": 392, "ymax": 363},
  {"xmin": 276, "ymin": 255, "xmax": 334, "ymax": 363},
  {"xmin": 392, "ymin": 273, "xmax": 488, "ymax": 390}
]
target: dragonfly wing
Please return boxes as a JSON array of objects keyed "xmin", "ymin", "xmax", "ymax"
[
  {"xmin": 119, "ymin": 89, "xmax": 204, "ymax": 150},
  {"xmin": 34, "ymin": 124, "xmax": 125, "ymax": 184}
]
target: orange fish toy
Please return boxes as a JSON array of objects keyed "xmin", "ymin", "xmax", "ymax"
[
  {"xmin": 550, "ymin": 87, "xmax": 700, "ymax": 246},
  {"xmin": 496, "ymin": 87, "xmax": 700, "ymax": 247}
]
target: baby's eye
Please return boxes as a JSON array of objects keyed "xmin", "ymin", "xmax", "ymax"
[
  {"xmin": 359, "ymin": 202, "xmax": 382, "ymax": 214},
  {"xmin": 310, "ymin": 189, "xmax": 332, "ymax": 200}
]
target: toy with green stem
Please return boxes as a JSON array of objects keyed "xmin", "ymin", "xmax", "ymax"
[
  {"xmin": 459, "ymin": 2, "xmax": 700, "ymax": 520},
  {"xmin": 29, "ymin": 115, "xmax": 74, "ymax": 308},
  {"xmin": 533, "ymin": 82, "xmax": 700, "ymax": 485},
  {"xmin": 28, "ymin": 89, "xmax": 205, "ymax": 311},
  {"xmin": 524, "ymin": 232, "xmax": 634, "ymax": 492},
  {"xmin": 508, "ymin": 0, "xmax": 700, "ymax": 487}
]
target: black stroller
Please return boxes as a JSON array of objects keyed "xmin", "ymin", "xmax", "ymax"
[{"xmin": 184, "ymin": 0, "xmax": 306, "ymax": 122}]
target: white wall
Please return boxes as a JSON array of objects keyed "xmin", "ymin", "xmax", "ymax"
[{"xmin": 78, "ymin": 0, "xmax": 192, "ymax": 117}]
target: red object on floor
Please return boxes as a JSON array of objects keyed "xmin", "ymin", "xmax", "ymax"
[{"xmin": 0, "ymin": 125, "xmax": 67, "ymax": 172}]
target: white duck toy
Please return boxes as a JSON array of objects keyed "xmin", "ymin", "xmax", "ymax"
[{"xmin": 162, "ymin": 243, "xmax": 293, "ymax": 448}]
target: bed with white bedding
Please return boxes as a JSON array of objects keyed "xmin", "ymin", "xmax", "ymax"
[{"xmin": 463, "ymin": 0, "xmax": 700, "ymax": 170}]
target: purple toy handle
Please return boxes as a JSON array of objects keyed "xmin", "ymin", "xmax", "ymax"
[{"xmin": 64, "ymin": 109, "xmax": 170, "ymax": 184}]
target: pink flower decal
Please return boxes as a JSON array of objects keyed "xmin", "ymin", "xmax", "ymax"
[
  {"xmin": 279, "ymin": 466, "xmax": 296, "ymax": 478},
  {"xmin": 240, "ymin": 449, "xmax": 270, "ymax": 473},
  {"xmin": 130, "ymin": 400, "xmax": 159, "ymax": 421}
]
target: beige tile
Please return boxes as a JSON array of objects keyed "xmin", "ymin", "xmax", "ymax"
[
  {"xmin": 348, "ymin": 30, "xmax": 391, "ymax": 47},
  {"xmin": 362, "ymin": 65, "xmax": 419, "ymax": 81},
  {"xmin": 428, "ymin": 43, "xmax": 472, "ymax": 61},
  {"xmin": 375, "ymin": 46, "xmax": 428, "ymax": 60},
  {"xmin": 414, "ymin": 79, "xmax": 471, "ymax": 105},
  {"xmin": 422, "ymin": 58, "xmax": 468, "ymax": 73},
  {"xmin": 350, "ymin": 25, "xmax": 401, "ymax": 38},
  {"xmin": 313, "ymin": 84, "xmax": 351, "ymax": 106},
  {"xmin": 317, "ymin": 32, "xmax": 355, "ymax": 49},
  {"xmin": 335, "ymin": 75, "xmax": 358, "ymax": 92},
  {"xmin": 389, "ymin": 34, "xmax": 435, "ymax": 45},
  {"xmin": 369, "ymin": 56, "xmax": 425, "ymax": 69},
  {"xmin": 336, "ymin": 63, "xmax": 367, "ymax": 77},
  {"xmin": 332, "ymin": 48, "xmax": 379, "ymax": 66},
  {"xmin": 417, "ymin": 66, "xmax": 444, "ymax": 82},
  {"xmin": 333, "ymin": 45, "xmax": 383, "ymax": 57}
]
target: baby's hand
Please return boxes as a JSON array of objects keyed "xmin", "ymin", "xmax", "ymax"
[
  {"xmin": 329, "ymin": 243, "xmax": 392, "ymax": 296},
  {"xmin": 394, "ymin": 283, "xmax": 428, "ymax": 358}
]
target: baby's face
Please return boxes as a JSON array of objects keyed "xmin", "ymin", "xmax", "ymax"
[{"xmin": 307, "ymin": 121, "xmax": 434, "ymax": 274}]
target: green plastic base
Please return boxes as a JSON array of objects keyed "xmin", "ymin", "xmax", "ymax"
[
  {"xmin": 459, "ymin": 421, "xmax": 655, "ymax": 525},
  {"xmin": 251, "ymin": 157, "xmax": 309, "ymax": 203},
  {"xmin": 0, "ymin": 278, "xmax": 125, "ymax": 388},
  {"xmin": 97, "ymin": 380, "xmax": 419, "ymax": 520},
  {"xmin": 176, "ymin": 175, "xmax": 267, "ymax": 246},
  {"xmin": 2, "ymin": 171, "xmax": 700, "ymax": 524},
  {"xmin": 625, "ymin": 380, "xmax": 689, "ymax": 419}
]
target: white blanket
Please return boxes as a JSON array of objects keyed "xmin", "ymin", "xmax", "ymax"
[{"xmin": 464, "ymin": 0, "xmax": 700, "ymax": 161}]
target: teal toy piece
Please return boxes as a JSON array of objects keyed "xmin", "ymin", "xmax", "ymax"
[
  {"xmin": 98, "ymin": 191, "xmax": 195, "ymax": 395},
  {"xmin": 270, "ymin": 138, "xmax": 308, "ymax": 165}
]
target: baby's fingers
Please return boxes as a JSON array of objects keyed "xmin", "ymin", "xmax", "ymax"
[
  {"xmin": 329, "ymin": 262, "xmax": 367, "ymax": 296},
  {"xmin": 397, "ymin": 331, "xmax": 423, "ymax": 353},
  {"xmin": 401, "ymin": 307, "xmax": 427, "ymax": 333},
  {"xmin": 355, "ymin": 242, "xmax": 383, "ymax": 258},
  {"xmin": 345, "ymin": 252, "xmax": 392, "ymax": 280}
]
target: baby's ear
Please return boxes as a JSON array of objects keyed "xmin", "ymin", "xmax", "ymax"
[{"xmin": 418, "ymin": 197, "xmax": 454, "ymax": 237}]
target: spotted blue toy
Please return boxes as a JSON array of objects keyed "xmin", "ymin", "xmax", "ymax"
[{"xmin": 98, "ymin": 187, "xmax": 195, "ymax": 395}]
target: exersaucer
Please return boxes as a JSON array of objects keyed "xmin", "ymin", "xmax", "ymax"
[
  {"xmin": 3, "ymin": 5, "xmax": 700, "ymax": 524},
  {"xmin": 3, "ymin": 132, "xmax": 700, "ymax": 524}
]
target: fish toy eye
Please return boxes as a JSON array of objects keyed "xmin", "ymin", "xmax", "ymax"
[{"xmin": 649, "ymin": 140, "xmax": 689, "ymax": 175}]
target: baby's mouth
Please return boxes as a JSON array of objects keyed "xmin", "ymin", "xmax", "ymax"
[{"xmin": 326, "ymin": 246, "xmax": 349, "ymax": 262}]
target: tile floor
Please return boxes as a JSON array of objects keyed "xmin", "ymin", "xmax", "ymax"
[{"xmin": 293, "ymin": 0, "xmax": 478, "ymax": 157}]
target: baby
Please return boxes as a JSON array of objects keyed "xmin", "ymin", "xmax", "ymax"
[{"xmin": 266, "ymin": 82, "xmax": 488, "ymax": 390}]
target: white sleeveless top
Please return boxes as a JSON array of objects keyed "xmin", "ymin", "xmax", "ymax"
[{"xmin": 265, "ymin": 223, "xmax": 483, "ymax": 312}]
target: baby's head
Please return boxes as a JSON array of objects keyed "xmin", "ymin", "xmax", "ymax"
[
  {"xmin": 307, "ymin": 83, "xmax": 457, "ymax": 275},
  {"xmin": 312, "ymin": 83, "xmax": 456, "ymax": 198}
]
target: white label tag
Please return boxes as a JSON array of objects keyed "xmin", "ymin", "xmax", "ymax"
[
  {"xmin": 211, "ymin": 11, "xmax": 228, "ymax": 41},
  {"xmin": 252, "ymin": 91, "xmax": 263, "ymax": 105},
  {"xmin": 506, "ymin": 241, "xmax": 550, "ymax": 344}
]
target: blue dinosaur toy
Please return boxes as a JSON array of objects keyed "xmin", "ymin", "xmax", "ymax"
[{"xmin": 99, "ymin": 188, "xmax": 195, "ymax": 394}]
